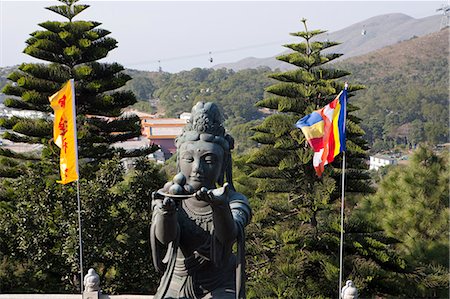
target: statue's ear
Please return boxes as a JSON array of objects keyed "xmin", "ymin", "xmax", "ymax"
[
  {"xmin": 218, "ymin": 169, "xmax": 225, "ymax": 186},
  {"xmin": 175, "ymin": 152, "xmax": 180, "ymax": 173},
  {"xmin": 224, "ymin": 152, "xmax": 235, "ymax": 191},
  {"xmin": 217, "ymin": 151, "xmax": 228, "ymax": 186},
  {"xmin": 217, "ymin": 155, "xmax": 225, "ymax": 186},
  {"xmin": 225, "ymin": 134, "xmax": 234, "ymax": 150}
]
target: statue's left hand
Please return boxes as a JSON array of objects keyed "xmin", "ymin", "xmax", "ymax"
[{"xmin": 196, "ymin": 183, "xmax": 230, "ymax": 207}]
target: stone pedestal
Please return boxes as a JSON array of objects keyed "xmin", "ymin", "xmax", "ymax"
[
  {"xmin": 83, "ymin": 268, "xmax": 101, "ymax": 299},
  {"xmin": 82, "ymin": 292, "xmax": 99, "ymax": 299}
]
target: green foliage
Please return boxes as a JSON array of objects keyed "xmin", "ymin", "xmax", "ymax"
[
  {"xmin": 0, "ymin": 157, "xmax": 166, "ymax": 294},
  {"xmin": 129, "ymin": 101, "xmax": 155, "ymax": 114},
  {"xmin": 335, "ymin": 29, "xmax": 449, "ymax": 150},
  {"xmin": 0, "ymin": 0, "xmax": 162, "ymax": 294},
  {"xmin": 229, "ymin": 120, "xmax": 262, "ymax": 155},
  {"xmin": 0, "ymin": 0, "xmax": 145, "ymax": 177},
  {"xmin": 154, "ymin": 67, "xmax": 273, "ymax": 123},
  {"xmin": 244, "ymin": 19, "xmax": 404, "ymax": 298},
  {"xmin": 356, "ymin": 145, "xmax": 449, "ymax": 297},
  {"xmin": 125, "ymin": 76, "xmax": 156, "ymax": 101}
]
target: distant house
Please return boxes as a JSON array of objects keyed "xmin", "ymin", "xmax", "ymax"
[
  {"xmin": 141, "ymin": 117, "xmax": 188, "ymax": 156},
  {"xmin": 369, "ymin": 155, "xmax": 398, "ymax": 171},
  {"xmin": 121, "ymin": 110, "xmax": 190, "ymax": 158},
  {"xmin": 0, "ymin": 103, "xmax": 49, "ymax": 119},
  {"xmin": 179, "ymin": 112, "xmax": 191, "ymax": 120},
  {"xmin": 92, "ymin": 109, "xmax": 190, "ymax": 160}
]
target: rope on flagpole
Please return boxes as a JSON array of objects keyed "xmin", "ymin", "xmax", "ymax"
[
  {"xmin": 338, "ymin": 82, "xmax": 348, "ymax": 298},
  {"xmin": 76, "ymin": 179, "xmax": 84, "ymax": 293}
]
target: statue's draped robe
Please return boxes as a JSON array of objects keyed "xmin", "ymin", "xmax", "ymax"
[{"xmin": 151, "ymin": 191, "xmax": 251, "ymax": 299}]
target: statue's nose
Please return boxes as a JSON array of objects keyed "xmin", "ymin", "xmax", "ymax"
[{"xmin": 191, "ymin": 159, "xmax": 203, "ymax": 174}]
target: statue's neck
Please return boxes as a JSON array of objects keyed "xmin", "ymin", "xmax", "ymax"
[{"xmin": 185, "ymin": 197, "xmax": 211, "ymax": 212}]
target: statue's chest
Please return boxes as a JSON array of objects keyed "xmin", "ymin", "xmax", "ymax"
[{"xmin": 178, "ymin": 203, "xmax": 214, "ymax": 253}]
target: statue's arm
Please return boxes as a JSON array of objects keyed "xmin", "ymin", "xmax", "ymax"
[
  {"xmin": 196, "ymin": 183, "xmax": 237, "ymax": 245},
  {"xmin": 197, "ymin": 184, "xmax": 252, "ymax": 246},
  {"xmin": 211, "ymin": 200, "xmax": 238, "ymax": 246},
  {"xmin": 152, "ymin": 197, "xmax": 178, "ymax": 245},
  {"xmin": 230, "ymin": 196, "xmax": 252, "ymax": 228}
]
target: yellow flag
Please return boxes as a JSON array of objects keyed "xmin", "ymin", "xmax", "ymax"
[{"xmin": 49, "ymin": 79, "xmax": 79, "ymax": 184}]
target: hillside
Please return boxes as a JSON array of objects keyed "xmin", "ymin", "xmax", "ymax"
[
  {"xmin": 338, "ymin": 28, "xmax": 449, "ymax": 150},
  {"xmin": 337, "ymin": 28, "xmax": 448, "ymax": 84},
  {"xmin": 0, "ymin": 19, "xmax": 447, "ymax": 153},
  {"xmin": 213, "ymin": 13, "xmax": 442, "ymax": 71}
]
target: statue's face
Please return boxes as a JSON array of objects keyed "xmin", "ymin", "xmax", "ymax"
[{"xmin": 179, "ymin": 140, "xmax": 224, "ymax": 191}]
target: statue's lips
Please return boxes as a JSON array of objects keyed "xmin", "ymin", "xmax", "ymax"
[{"xmin": 189, "ymin": 176, "xmax": 204, "ymax": 181}]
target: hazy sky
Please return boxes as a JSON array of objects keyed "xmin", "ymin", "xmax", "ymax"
[{"xmin": 0, "ymin": 0, "xmax": 443, "ymax": 72}]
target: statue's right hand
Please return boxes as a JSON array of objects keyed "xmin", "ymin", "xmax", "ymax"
[
  {"xmin": 161, "ymin": 197, "xmax": 176, "ymax": 211},
  {"xmin": 152, "ymin": 190, "xmax": 177, "ymax": 213}
]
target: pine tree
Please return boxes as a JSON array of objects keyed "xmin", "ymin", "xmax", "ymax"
[
  {"xmin": 357, "ymin": 145, "xmax": 449, "ymax": 297},
  {"xmin": 245, "ymin": 19, "xmax": 406, "ymax": 298},
  {"xmin": 0, "ymin": 0, "xmax": 151, "ymax": 177},
  {"xmin": 0, "ymin": 156, "xmax": 166, "ymax": 293},
  {"xmin": 0, "ymin": 0, "xmax": 162, "ymax": 293}
]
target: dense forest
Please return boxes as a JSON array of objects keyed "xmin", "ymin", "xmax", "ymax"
[
  {"xmin": 123, "ymin": 67, "xmax": 274, "ymax": 126},
  {"xmin": 336, "ymin": 28, "xmax": 449, "ymax": 151}
]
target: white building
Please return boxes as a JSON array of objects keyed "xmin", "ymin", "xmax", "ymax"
[
  {"xmin": 179, "ymin": 112, "xmax": 191, "ymax": 120},
  {"xmin": 369, "ymin": 155, "xmax": 398, "ymax": 171},
  {"xmin": 0, "ymin": 103, "xmax": 50, "ymax": 119}
]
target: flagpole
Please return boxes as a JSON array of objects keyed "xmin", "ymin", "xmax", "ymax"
[
  {"xmin": 76, "ymin": 179, "xmax": 84, "ymax": 293},
  {"xmin": 338, "ymin": 151, "xmax": 346, "ymax": 298},
  {"xmin": 71, "ymin": 78, "xmax": 83, "ymax": 293},
  {"xmin": 338, "ymin": 83, "xmax": 348, "ymax": 298},
  {"xmin": 49, "ymin": 79, "xmax": 83, "ymax": 292}
]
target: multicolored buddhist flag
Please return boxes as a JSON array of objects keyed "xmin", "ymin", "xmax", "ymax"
[
  {"xmin": 295, "ymin": 88, "xmax": 347, "ymax": 177},
  {"xmin": 49, "ymin": 79, "xmax": 79, "ymax": 184}
]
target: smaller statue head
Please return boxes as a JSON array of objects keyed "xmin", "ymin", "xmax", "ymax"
[
  {"xmin": 175, "ymin": 102, "xmax": 234, "ymax": 192},
  {"xmin": 83, "ymin": 268, "xmax": 100, "ymax": 292},
  {"xmin": 342, "ymin": 280, "xmax": 358, "ymax": 299}
]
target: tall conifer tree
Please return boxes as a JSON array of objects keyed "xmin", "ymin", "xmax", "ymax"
[
  {"xmin": 0, "ymin": 1, "xmax": 162, "ymax": 292},
  {"xmin": 0, "ymin": 0, "xmax": 150, "ymax": 177},
  {"xmin": 245, "ymin": 19, "xmax": 406, "ymax": 297},
  {"xmin": 357, "ymin": 146, "xmax": 449, "ymax": 297}
]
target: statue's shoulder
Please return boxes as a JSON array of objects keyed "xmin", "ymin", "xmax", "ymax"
[
  {"xmin": 229, "ymin": 190, "xmax": 252, "ymax": 225},
  {"xmin": 229, "ymin": 191, "xmax": 252, "ymax": 216},
  {"xmin": 229, "ymin": 190, "xmax": 248, "ymax": 204}
]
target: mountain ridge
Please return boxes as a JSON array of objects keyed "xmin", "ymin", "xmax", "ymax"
[
  {"xmin": 212, "ymin": 13, "xmax": 443, "ymax": 71},
  {"xmin": 338, "ymin": 27, "xmax": 449, "ymax": 149}
]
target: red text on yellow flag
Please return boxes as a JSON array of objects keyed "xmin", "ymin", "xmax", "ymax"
[{"xmin": 49, "ymin": 79, "xmax": 79, "ymax": 184}]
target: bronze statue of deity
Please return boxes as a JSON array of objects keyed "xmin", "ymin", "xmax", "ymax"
[{"xmin": 150, "ymin": 102, "xmax": 252, "ymax": 299}]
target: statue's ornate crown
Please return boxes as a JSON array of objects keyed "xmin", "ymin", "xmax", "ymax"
[
  {"xmin": 188, "ymin": 102, "xmax": 225, "ymax": 136},
  {"xmin": 176, "ymin": 102, "xmax": 233, "ymax": 151}
]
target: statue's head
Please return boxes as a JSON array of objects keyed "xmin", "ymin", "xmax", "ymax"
[{"xmin": 175, "ymin": 102, "xmax": 234, "ymax": 191}]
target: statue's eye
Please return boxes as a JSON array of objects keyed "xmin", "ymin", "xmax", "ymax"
[
  {"xmin": 182, "ymin": 155, "xmax": 194, "ymax": 163},
  {"xmin": 204, "ymin": 155, "xmax": 217, "ymax": 164}
]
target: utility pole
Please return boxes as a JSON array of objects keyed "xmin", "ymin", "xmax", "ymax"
[{"xmin": 437, "ymin": 4, "xmax": 450, "ymax": 29}]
